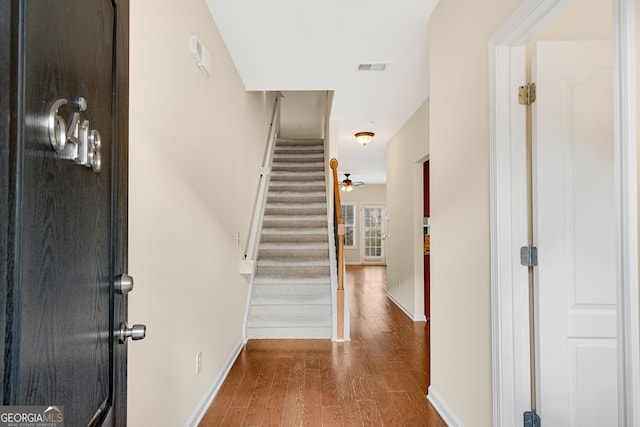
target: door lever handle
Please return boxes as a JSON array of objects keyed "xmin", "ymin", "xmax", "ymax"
[{"xmin": 117, "ymin": 322, "xmax": 146, "ymax": 344}]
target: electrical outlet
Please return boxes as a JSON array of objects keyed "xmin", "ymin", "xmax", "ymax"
[
  {"xmin": 196, "ymin": 351, "xmax": 202, "ymax": 375},
  {"xmin": 236, "ymin": 232, "xmax": 240, "ymax": 246}
]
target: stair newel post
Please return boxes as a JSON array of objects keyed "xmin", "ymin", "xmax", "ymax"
[
  {"xmin": 330, "ymin": 158, "xmax": 345, "ymax": 340},
  {"xmin": 330, "ymin": 158, "xmax": 345, "ymax": 291}
]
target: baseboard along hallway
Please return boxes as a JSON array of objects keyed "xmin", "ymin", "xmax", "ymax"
[{"xmin": 198, "ymin": 265, "xmax": 444, "ymax": 426}]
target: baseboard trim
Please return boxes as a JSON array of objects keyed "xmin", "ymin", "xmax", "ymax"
[
  {"xmin": 386, "ymin": 291, "xmax": 425, "ymax": 322},
  {"xmin": 184, "ymin": 338, "xmax": 245, "ymax": 427},
  {"xmin": 427, "ymin": 386, "xmax": 464, "ymax": 427}
]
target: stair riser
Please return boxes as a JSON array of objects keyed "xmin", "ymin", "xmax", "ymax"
[
  {"xmin": 246, "ymin": 327, "xmax": 332, "ymax": 340},
  {"xmin": 263, "ymin": 224, "xmax": 327, "ymax": 232},
  {"xmin": 259, "ymin": 248, "xmax": 329, "ymax": 259},
  {"xmin": 264, "ymin": 207, "xmax": 326, "ymax": 216},
  {"xmin": 275, "ymin": 139, "xmax": 323, "ymax": 145},
  {"xmin": 270, "ymin": 175, "xmax": 325, "ymax": 182},
  {"xmin": 275, "ymin": 149, "xmax": 324, "ymax": 155},
  {"xmin": 251, "ymin": 284, "xmax": 331, "ymax": 305},
  {"xmin": 268, "ymin": 185, "xmax": 326, "ymax": 192},
  {"xmin": 271, "ymin": 166, "xmax": 324, "ymax": 173},
  {"xmin": 261, "ymin": 234, "xmax": 328, "ymax": 243},
  {"xmin": 267, "ymin": 197, "xmax": 326, "ymax": 204},
  {"xmin": 247, "ymin": 304, "xmax": 332, "ymax": 326},
  {"xmin": 255, "ymin": 265, "xmax": 331, "ymax": 277},
  {"xmin": 273, "ymin": 155, "xmax": 324, "ymax": 161}
]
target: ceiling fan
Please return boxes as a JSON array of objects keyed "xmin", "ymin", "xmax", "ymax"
[{"xmin": 341, "ymin": 173, "xmax": 365, "ymax": 192}]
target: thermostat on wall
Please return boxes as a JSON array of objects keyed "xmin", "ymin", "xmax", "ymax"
[{"xmin": 188, "ymin": 34, "xmax": 212, "ymax": 78}]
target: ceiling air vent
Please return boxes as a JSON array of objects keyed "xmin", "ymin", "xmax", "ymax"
[{"xmin": 357, "ymin": 62, "xmax": 389, "ymax": 72}]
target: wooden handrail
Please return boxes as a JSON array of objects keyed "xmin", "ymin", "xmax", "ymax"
[{"xmin": 330, "ymin": 158, "xmax": 344, "ymax": 291}]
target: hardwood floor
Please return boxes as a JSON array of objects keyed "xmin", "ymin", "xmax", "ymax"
[{"xmin": 199, "ymin": 265, "xmax": 445, "ymax": 427}]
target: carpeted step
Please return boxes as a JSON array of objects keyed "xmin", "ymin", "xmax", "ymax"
[
  {"xmin": 274, "ymin": 146, "xmax": 324, "ymax": 155},
  {"xmin": 247, "ymin": 304, "xmax": 332, "ymax": 326},
  {"xmin": 262, "ymin": 214, "xmax": 327, "ymax": 229},
  {"xmin": 252, "ymin": 276, "xmax": 331, "ymax": 285},
  {"xmin": 255, "ymin": 260, "xmax": 330, "ymax": 278},
  {"xmin": 273, "ymin": 152, "xmax": 324, "ymax": 162},
  {"xmin": 266, "ymin": 191, "xmax": 326, "ymax": 204},
  {"xmin": 251, "ymin": 283, "xmax": 331, "ymax": 305},
  {"xmin": 246, "ymin": 326, "xmax": 332, "ymax": 339},
  {"xmin": 258, "ymin": 242, "xmax": 329, "ymax": 259},
  {"xmin": 248, "ymin": 138, "xmax": 333, "ymax": 339},
  {"xmin": 271, "ymin": 163, "xmax": 325, "ymax": 173},
  {"xmin": 264, "ymin": 202, "xmax": 326, "ymax": 216},
  {"xmin": 268, "ymin": 181, "xmax": 326, "ymax": 192},
  {"xmin": 275, "ymin": 138, "xmax": 324, "ymax": 146},
  {"xmin": 246, "ymin": 304, "xmax": 332, "ymax": 338},
  {"xmin": 260, "ymin": 227, "xmax": 328, "ymax": 243},
  {"xmin": 270, "ymin": 170, "xmax": 325, "ymax": 182}
]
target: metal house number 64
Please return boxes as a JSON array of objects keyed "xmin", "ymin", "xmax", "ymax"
[{"xmin": 48, "ymin": 97, "xmax": 102, "ymax": 173}]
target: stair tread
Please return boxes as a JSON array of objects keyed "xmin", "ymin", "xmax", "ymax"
[
  {"xmin": 257, "ymin": 258, "xmax": 330, "ymax": 266},
  {"xmin": 271, "ymin": 162, "xmax": 324, "ymax": 167},
  {"xmin": 265, "ymin": 202, "xmax": 326, "ymax": 207},
  {"xmin": 269, "ymin": 181, "xmax": 326, "ymax": 186},
  {"xmin": 259, "ymin": 242, "xmax": 328, "ymax": 248},
  {"xmin": 275, "ymin": 140, "xmax": 323, "ymax": 145},
  {"xmin": 253, "ymin": 276, "xmax": 331, "ymax": 284},
  {"xmin": 267, "ymin": 190, "xmax": 326, "ymax": 195},
  {"xmin": 245, "ymin": 327, "xmax": 332, "ymax": 339},
  {"xmin": 261, "ymin": 227, "xmax": 327, "ymax": 233},
  {"xmin": 263, "ymin": 214, "xmax": 328, "ymax": 220}
]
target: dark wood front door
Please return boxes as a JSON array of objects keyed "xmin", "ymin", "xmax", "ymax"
[
  {"xmin": 423, "ymin": 160, "xmax": 430, "ymax": 320},
  {"xmin": 1, "ymin": 1, "xmax": 130, "ymax": 425}
]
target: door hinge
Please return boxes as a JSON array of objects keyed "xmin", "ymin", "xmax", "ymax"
[
  {"xmin": 523, "ymin": 410, "xmax": 541, "ymax": 427},
  {"xmin": 520, "ymin": 246, "xmax": 538, "ymax": 267},
  {"xmin": 518, "ymin": 83, "xmax": 536, "ymax": 105}
]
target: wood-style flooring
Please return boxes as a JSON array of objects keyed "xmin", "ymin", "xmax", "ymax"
[{"xmin": 199, "ymin": 265, "xmax": 445, "ymax": 426}]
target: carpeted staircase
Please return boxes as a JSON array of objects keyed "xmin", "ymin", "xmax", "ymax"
[{"xmin": 246, "ymin": 138, "xmax": 333, "ymax": 339}]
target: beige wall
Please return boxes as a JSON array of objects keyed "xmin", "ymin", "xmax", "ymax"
[
  {"xmin": 428, "ymin": 0, "xmax": 520, "ymax": 425},
  {"xmin": 429, "ymin": 0, "xmax": 624, "ymax": 425},
  {"xmin": 279, "ymin": 91, "xmax": 327, "ymax": 139},
  {"xmin": 340, "ymin": 184, "xmax": 387, "ymax": 264},
  {"xmin": 536, "ymin": 0, "xmax": 612, "ymax": 40},
  {"xmin": 128, "ymin": 0, "xmax": 275, "ymax": 425},
  {"xmin": 385, "ymin": 99, "xmax": 429, "ymax": 319}
]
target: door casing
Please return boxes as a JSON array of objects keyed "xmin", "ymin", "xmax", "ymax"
[{"xmin": 489, "ymin": 0, "xmax": 639, "ymax": 426}]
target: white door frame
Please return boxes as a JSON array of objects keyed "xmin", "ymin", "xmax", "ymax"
[{"xmin": 489, "ymin": 0, "xmax": 639, "ymax": 426}]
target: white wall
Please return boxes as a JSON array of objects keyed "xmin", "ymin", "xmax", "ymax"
[
  {"xmin": 385, "ymin": 99, "xmax": 429, "ymax": 319},
  {"xmin": 340, "ymin": 184, "xmax": 387, "ymax": 265},
  {"xmin": 128, "ymin": 1, "xmax": 276, "ymax": 425}
]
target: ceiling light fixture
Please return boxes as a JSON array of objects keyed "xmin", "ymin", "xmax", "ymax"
[
  {"xmin": 355, "ymin": 131, "xmax": 374, "ymax": 146},
  {"xmin": 341, "ymin": 174, "xmax": 354, "ymax": 192}
]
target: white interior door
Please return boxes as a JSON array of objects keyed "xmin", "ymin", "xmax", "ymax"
[
  {"xmin": 533, "ymin": 40, "xmax": 617, "ymax": 427},
  {"xmin": 361, "ymin": 204, "xmax": 386, "ymax": 263}
]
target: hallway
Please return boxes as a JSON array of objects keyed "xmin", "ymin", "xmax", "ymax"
[{"xmin": 199, "ymin": 266, "xmax": 445, "ymax": 426}]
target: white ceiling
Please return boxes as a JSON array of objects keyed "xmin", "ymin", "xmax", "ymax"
[{"xmin": 205, "ymin": 0, "xmax": 438, "ymax": 184}]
